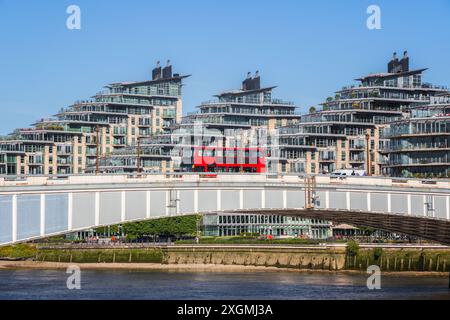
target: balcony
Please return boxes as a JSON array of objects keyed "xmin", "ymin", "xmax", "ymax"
[
  {"xmin": 28, "ymin": 160, "xmax": 44, "ymax": 165},
  {"xmin": 57, "ymin": 159, "xmax": 73, "ymax": 165},
  {"xmin": 113, "ymin": 129, "xmax": 127, "ymax": 136},
  {"xmin": 387, "ymin": 158, "xmax": 449, "ymax": 166},
  {"xmin": 162, "ymin": 110, "xmax": 176, "ymax": 118},
  {"xmin": 384, "ymin": 143, "xmax": 449, "ymax": 153}
]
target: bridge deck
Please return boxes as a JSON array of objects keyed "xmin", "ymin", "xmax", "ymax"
[{"xmin": 0, "ymin": 174, "xmax": 449, "ymax": 246}]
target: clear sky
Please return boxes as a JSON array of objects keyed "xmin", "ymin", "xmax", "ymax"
[{"xmin": 0, "ymin": 0, "xmax": 449, "ymax": 135}]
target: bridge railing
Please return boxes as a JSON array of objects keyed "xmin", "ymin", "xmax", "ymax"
[{"xmin": 0, "ymin": 173, "xmax": 449, "ymax": 190}]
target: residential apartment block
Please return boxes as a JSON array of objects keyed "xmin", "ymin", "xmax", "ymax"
[
  {"xmin": 94, "ymin": 72, "xmax": 301, "ymax": 174},
  {"xmin": 381, "ymin": 94, "xmax": 450, "ymax": 178},
  {"xmin": 1, "ymin": 52, "xmax": 449, "ymax": 178},
  {"xmin": 277, "ymin": 51, "xmax": 448, "ymax": 175},
  {"xmin": 0, "ymin": 61, "xmax": 188, "ymax": 175}
]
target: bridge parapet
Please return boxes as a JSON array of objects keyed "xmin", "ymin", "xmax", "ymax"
[{"xmin": 1, "ymin": 174, "xmax": 450, "ymax": 190}]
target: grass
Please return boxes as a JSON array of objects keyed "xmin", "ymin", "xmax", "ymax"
[{"xmin": 0, "ymin": 244, "xmax": 38, "ymax": 259}]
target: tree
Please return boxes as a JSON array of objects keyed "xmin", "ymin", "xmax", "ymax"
[
  {"xmin": 360, "ymin": 226, "xmax": 375, "ymax": 236},
  {"xmin": 122, "ymin": 215, "xmax": 198, "ymax": 239},
  {"xmin": 95, "ymin": 225, "xmax": 119, "ymax": 236},
  {"xmin": 309, "ymin": 106, "xmax": 317, "ymax": 114}
]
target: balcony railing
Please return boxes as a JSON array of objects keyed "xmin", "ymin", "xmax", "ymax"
[
  {"xmin": 386, "ymin": 143, "xmax": 449, "ymax": 151},
  {"xmin": 387, "ymin": 158, "xmax": 449, "ymax": 166},
  {"xmin": 201, "ymin": 99, "xmax": 295, "ymax": 106}
]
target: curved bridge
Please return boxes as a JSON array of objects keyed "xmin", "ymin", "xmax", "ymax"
[{"xmin": 0, "ymin": 174, "xmax": 450, "ymax": 246}]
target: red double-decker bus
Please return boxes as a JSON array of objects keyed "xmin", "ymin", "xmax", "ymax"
[{"xmin": 192, "ymin": 146, "xmax": 265, "ymax": 173}]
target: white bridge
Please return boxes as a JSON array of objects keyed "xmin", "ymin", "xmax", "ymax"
[{"xmin": 1, "ymin": 174, "xmax": 450, "ymax": 246}]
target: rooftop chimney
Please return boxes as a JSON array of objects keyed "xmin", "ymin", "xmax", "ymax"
[
  {"xmin": 162, "ymin": 59, "xmax": 173, "ymax": 79},
  {"xmin": 400, "ymin": 50, "xmax": 410, "ymax": 72},
  {"xmin": 243, "ymin": 72, "xmax": 253, "ymax": 91},
  {"xmin": 152, "ymin": 60, "xmax": 162, "ymax": 80},
  {"xmin": 252, "ymin": 70, "xmax": 261, "ymax": 90},
  {"xmin": 388, "ymin": 50, "xmax": 410, "ymax": 73}
]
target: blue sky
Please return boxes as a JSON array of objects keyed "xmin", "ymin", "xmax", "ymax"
[{"xmin": 0, "ymin": 0, "xmax": 449, "ymax": 134}]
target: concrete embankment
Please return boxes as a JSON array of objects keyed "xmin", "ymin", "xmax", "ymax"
[
  {"xmin": 163, "ymin": 246, "xmax": 346, "ymax": 270},
  {"xmin": 2, "ymin": 244, "xmax": 450, "ymax": 273}
]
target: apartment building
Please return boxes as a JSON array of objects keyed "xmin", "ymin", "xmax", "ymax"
[
  {"xmin": 277, "ymin": 51, "xmax": 448, "ymax": 175},
  {"xmin": 95, "ymin": 72, "xmax": 301, "ymax": 173},
  {"xmin": 381, "ymin": 94, "xmax": 450, "ymax": 178},
  {"xmin": 0, "ymin": 61, "xmax": 188, "ymax": 175}
]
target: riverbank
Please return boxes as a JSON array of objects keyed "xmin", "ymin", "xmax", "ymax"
[
  {"xmin": 2, "ymin": 243, "xmax": 450, "ymax": 273},
  {"xmin": 1, "ymin": 260, "xmax": 448, "ymax": 277}
]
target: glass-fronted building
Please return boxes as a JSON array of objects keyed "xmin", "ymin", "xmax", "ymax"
[
  {"xmin": 381, "ymin": 95, "xmax": 450, "ymax": 178},
  {"xmin": 277, "ymin": 51, "xmax": 448, "ymax": 175},
  {"xmin": 183, "ymin": 72, "xmax": 300, "ymax": 132},
  {"xmin": 202, "ymin": 213, "xmax": 332, "ymax": 239}
]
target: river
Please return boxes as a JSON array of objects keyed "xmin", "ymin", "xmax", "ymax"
[{"xmin": 0, "ymin": 269, "xmax": 449, "ymax": 300}]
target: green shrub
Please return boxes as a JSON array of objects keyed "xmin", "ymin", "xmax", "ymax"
[
  {"xmin": 373, "ymin": 247, "xmax": 383, "ymax": 260},
  {"xmin": 346, "ymin": 240, "xmax": 359, "ymax": 257}
]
